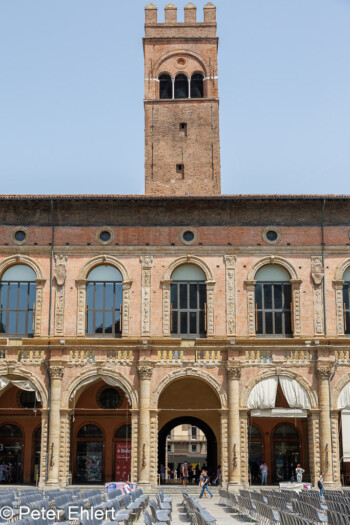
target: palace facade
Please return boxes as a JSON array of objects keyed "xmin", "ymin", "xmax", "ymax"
[{"xmin": 0, "ymin": 3, "xmax": 350, "ymax": 490}]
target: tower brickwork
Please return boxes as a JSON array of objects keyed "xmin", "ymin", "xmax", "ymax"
[{"xmin": 144, "ymin": 3, "xmax": 221, "ymax": 196}]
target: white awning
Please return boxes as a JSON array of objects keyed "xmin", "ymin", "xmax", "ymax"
[
  {"xmin": 247, "ymin": 376, "xmax": 311, "ymax": 410},
  {"xmin": 251, "ymin": 408, "xmax": 308, "ymax": 419},
  {"xmin": 70, "ymin": 374, "xmax": 130, "ymax": 404},
  {"xmin": 0, "ymin": 376, "xmax": 41, "ymax": 402},
  {"xmin": 338, "ymin": 382, "xmax": 350, "ymax": 409},
  {"xmin": 341, "ymin": 409, "xmax": 350, "ymax": 462}
]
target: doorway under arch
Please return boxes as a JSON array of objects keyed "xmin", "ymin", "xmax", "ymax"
[{"xmin": 159, "ymin": 416, "xmax": 217, "ymax": 478}]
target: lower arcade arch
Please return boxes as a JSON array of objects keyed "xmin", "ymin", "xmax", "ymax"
[{"xmin": 158, "ymin": 417, "xmax": 217, "ymax": 481}]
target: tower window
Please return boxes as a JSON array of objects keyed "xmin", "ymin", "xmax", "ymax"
[
  {"xmin": 191, "ymin": 73, "xmax": 204, "ymax": 98},
  {"xmin": 175, "ymin": 74, "xmax": 188, "ymax": 99},
  {"xmin": 176, "ymin": 164, "xmax": 184, "ymax": 179},
  {"xmin": 159, "ymin": 74, "xmax": 172, "ymax": 99},
  {"xmin": 179, "ymin": 123, "xmax": 187, "ymax": 135}
]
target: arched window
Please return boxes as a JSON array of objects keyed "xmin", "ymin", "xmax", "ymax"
[
  {"xmin": 273, "ymin": 424, "xmax": 298, "ymax": 439},
  {"xmin": 171, "ymin": 264, "xmax": 206, "ymax": 338},
  {"xmin": 0, "ymin": 424, "xmax": 23, "ymax": 483},
  {"xmin": 159, "ymin": 74, "xmax": 172, "ymax": 99},
  {"xmin": 77, "ymin": 424, "xmax": 103, "ymax": 438},
  {"xmin": 86, "ymin": 265, "xmax": 123, "ymax": 337},
  {"xmin": 33, "ymin": 426, "xmax": 41, "ymax": 483},
  {"xmin": 76, "ymin": 424, "xmax": 103, "ymax": 483},
  {"xmin": 255, "ymin": 265, "xmax": 292, "ymax": 337},
  {"xmin": 0, "ymin": 264, "xmax": 36, "ymax": 336},
  {"xmin": 248, "ymin": 425, "xmax": 262, "ymax": 485},
  {"xmin": 174, "ymin": 74, "xmax": 188, "ymax": 99},
  {"xmin": 115, "ymin": 424, "xmax": 132, "ymax": 439},
  {"xmin": 343, "ymin": 267, "xmax": 350, "ymax": 335},
  {"xmin": 191, "ymin": 73, "xmax": 204, "ymax": 98}
]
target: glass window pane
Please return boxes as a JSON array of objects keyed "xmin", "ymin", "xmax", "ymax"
[
  {"xmin": 172, "ymin": 311, "xmax": 177, "ymax": 334},
  {"xmin": 274, "ymin": 285, "xmax": 282, "ymax": 310},
  {"xmin": 255, "ymin": 284, "xmax": 262, "ymax": 309},
  {"xmin": 88, "ymin": 265, "xmax": 122, "ymax": 281},
  {"xmin": 86, "ymin": 283, "xmax": 94, "ymax": 308},
  {"xmin": 18, "ymin": 283, "xmax": 28, "ymax": 309},
  {"xmin": 283, "ymin": 285, "xmax": 292, "ymax": 308},
  {"xmin": 8, "ymin": 283, "xmax": 18, "ymax": 309},
  {"xmin": 344, "ymin": 285, "xmax": 350, "ymax": 310},
  {"xmin": 95, "ymin": 312, "xmax": 103, "ymax": 333},
  {"xmin": 115, "ymin": 284, "xmax": 123, "ymax": 310},
  {"xmin": 199, "ymin": 284, "xmax": 206, "ymax": 309},
  {"xmin": 257, "ymin": 311, "xmax": 263, "ymax": 334},
  {"xmin": 189, "ymin": 312, "xmax": 197, "ymax": 334},
  {"xmin": 199, "ymin": 311, "xmax": 205, "ymax": 333},
  {"xmin": 275, "ymin": 312, "xmax": 282, "ymax": 334},
  {"xmin": 180, "ymin": 284, "xmax": 187, "ymax": 309},
  {"xmin": 27, "ymin": 311, "xmax": 34, "ymax": 335},
  {"xmin": 189, "ymin": 284, "xmax": 197, "ymax": 309},
  {"xmin": 95, "ymin": 284, "xmax": 104, "ymax": 310},
  {"xmin": 0, "ymin": 311, "xmax": 7, "ymax": 333},
  {"xmin": 104, "ymin": 311, "xmax": 113, "ymax": 333},
  {"xmin": 17, "ymin": 311, "xmax": 26, "ymax": 334},
  {"xmin": 8, "ymin": 311, "xmax": 17, "ymax": 334},
  {"xmin": 180, "ymin": 312, "xmax": 187, "ymax": 334},
  {"xmin": 284, "ymin": 312, "xmax": 292, "ymax": 334},
  {"xmin": 263, "ymin": 285, "xmax": 272, "ymax": 310},
  {"xmin": 171, "ymin": 284, "xmax": 178, "ymax": 308},
  {"xmin": 265, "ymin": 312, "xmax": 273, "ymax": 334},
  {"xmin": 345, "ymin": 312, "xmax": 350, "ymax": 335},
  {"xmin": 28, "ymin": 283, "xmax": 36, "ymax": 305},
  {"xmin": 105, "ymin": 283, "xmax": 114, "ymax": 310},
  {"xmin": 114, "ymin": 310, "xmax": 121, "ymax": 333},
  {"xmin": 86, "ymin": 310, "xmax": 93, "ymax": 334},
  {"xmin": 2, "ymin": 264, "xmax": 36, "ymax": 282},
  {"xmin": 0, "ymin": 284, "xmax": 8, "ymax": 308}
]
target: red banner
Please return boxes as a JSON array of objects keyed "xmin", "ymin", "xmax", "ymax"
[{"xmin": 115, "ymin": 441, "xmax": 131, "ymax": 481}]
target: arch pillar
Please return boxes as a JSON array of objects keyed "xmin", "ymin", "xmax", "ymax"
[
  {"xmin": 307, "ymin": 410, "xmax": 321, "ymax": 487},
  {"xmin": 46, "ymin": 366, "xmax": 64, "ymax": 486},
  {"xmin": 58, "ymin": 410, "xmax": 71, "ymax": 488},
  {"xmin": 220, "ymin": 410, "xmax": 229, "ymax": 485},
  {"xmin": 227, "ymin": 367, "xmax": 241, "ymax": 487},
  {"xmin": 38, "ymin": 409, "xmax": 48, "ymax": 489},
  {"xmin": 137, "ymin": 365, "xmax": 153, "ymax": 488},
  {"xmin": 334, "ymin": 280, "xmax": 345, "ymax": 335},
  {"xmin": 318, "ymin": 366, "xmax": 334, "ymax": 485}
]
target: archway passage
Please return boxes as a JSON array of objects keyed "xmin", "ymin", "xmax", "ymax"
[
  {"xmin": 158, "ymin": 416, "xmax": 217, "ymax": 482},
  {"xmin": 157, "ymin": 376, "xmax": 221, "ymax": 484},
  {"xmin": 71, "ymin": 379, "xmax": 131, "ymax": 484}
]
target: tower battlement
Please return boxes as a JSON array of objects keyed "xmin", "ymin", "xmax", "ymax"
[{"xmin": 145, "ymin": 3, "xmax": 217, "ymax": 39}]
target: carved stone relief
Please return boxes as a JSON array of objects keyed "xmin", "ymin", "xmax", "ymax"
[
  {"xmin": 140, "ymin": 256, "xmax": 153, "ymax": 336},
  {"xmin": 245, "ymin": 280, "xmax": 256, "ymax": 336},
  {"xmin": 149, "ymin": 411, "xmax": 158, "ymax": 485},
  {"xmin": 34, "ymin": 279, "xmax": 46, "ymax": 337},
  {"xmin": 224, "ymin": 256, "xmax": 236, "ymax": 336},
  {"xmin": 334, "ymin": 280, "xmax": 345, "ymax": 336},
  {"xmin": 311, "ymin": 256, "xmax": 324, "ymax": 335},
  {"xmin": 240, "ymin": 412, "xmax": 249, "ymax": 485},
  {"xmin": 220, "ymin": 413, "xmax": 229, "ymax": 483},
  {"xmin": 54, "ymin": 255, "xmax": 68, "ymax": 336}
]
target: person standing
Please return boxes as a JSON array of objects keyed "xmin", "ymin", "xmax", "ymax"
[
  {"xmin": 181, "ymin": 462, "xmax": 188, "ymax": 486},
  {"xmin": 214, "ymin": 465, "xmax": 221, "ymax": 485},
  {"xmin": 160, "ymin": 464, "xmax": 165, "ymax": 484},
  {"xmin": 318, "ymin": 472, "xmax": 325, "ymax": 498},
  {"xmin": 199, "ymin": 469, "xmax": 213, "ymax": 499},
  {"xmin": 260, "ymin": 462, "xmax": 268, "ymax": 485},
  {"xmin": 295, "ymin": 464, "xmax": 305, "ymax": 483}
]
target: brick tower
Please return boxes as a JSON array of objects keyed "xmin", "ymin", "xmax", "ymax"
[{"xmin": 144, "ymin": 3, "xmax": 221, "ymax": 196}]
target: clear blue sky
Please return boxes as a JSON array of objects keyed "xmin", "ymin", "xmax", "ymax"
[{"xmin": 0, "ymin": 0, "xmax": 349, "ymax": 195}]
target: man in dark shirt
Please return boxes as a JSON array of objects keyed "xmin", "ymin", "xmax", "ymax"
[{"xmin": 199, "ymin": 469, "xmax": 213, "ymax": 499}]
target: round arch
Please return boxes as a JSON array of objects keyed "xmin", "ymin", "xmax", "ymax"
[
  {"xmin": 0, "ymin": 255, "xmax": 44, "ymax": 280},
  {"xmin": 0, "ymin": 365, "xmax": 48, "ymax": 409},
  {"xmin": 332, "ymin": 373, "xmax": 350, "ymax": 409},
  {"xmin": 154, "ymin": 50, "xmax": 208, "ymax": 77},
  {"xmin": 77, "ymin": 255, "xmax": 131, "ymax": 283},
  {"xmin": 240, "ymin": 369, "xmax": 318, "ymax": 409},
  {"xmin": 163, "ymin": 256, "xmax": 214, "ymax": 282},
  {"xmin": 247, "ymin": 256, "xmax": 299, "ymax": 281},
  {"xmin": 335, "ymin": 259, "xmax": 350, "ymax": 281},
  {"xmin": 151, "ymin": 368, "xmax": 227, "ymax": 410},
  {"xmin": 62, "ymin": 368, "xmax": 138, "ymax": 410},
  {"xmin": 158, "ymin": 416, "xmax": 217, "ymax": 475},
  {"xmin": 75, "ymin": 421, "xmax": 105, "ymax": 439}
]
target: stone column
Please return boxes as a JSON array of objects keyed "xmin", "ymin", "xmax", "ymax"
[
  {"xmin": 140, "ymin": 256, "xmax": 154, "ymax": 337},
  {"xmin": 240, "ymin": 410, "xmax": 249, "ymax": 487},
  {"xmin": 138, "ymin": 365, "xmax": 153, "ymax": 487},
  {"xmin": 46, "ymin": 366, "xmax": 64, "ymax": 486},
  {"xmin": 58, "ymin": 411, "xmax": 71, "ymax": 488},
  {"xmin": 162, "ymin": 280, "xmax": 172, "ymax": 337},
  {"xmin": 245, "ymin": 280, "xmax": 256, "ymax": 336},
  {"xmin": 331, "ymin": 411, "xmax": 341, "ymax": 486},
  {"xmin": 38, "ymin": 410, "xmax": 48, "ymax": 489},
  {"xmin": 308, "ymin": 411, "xmax": 321, "ymax": 487},
  {"xmin": 318, "ymin": 367, "xmax": 333, "ymax": 484},
  {"xmin": 334, "ymin": 280, "xmax": 345, "ymax": 335},
  {"xmin": 227, "ymin": 367, "xmax": 241, "ymax": 488}
]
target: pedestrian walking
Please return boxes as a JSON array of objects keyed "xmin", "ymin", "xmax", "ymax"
[
  {"xmin": 199, "ymin": 469, "xmax": 213, "ymax": 499},
  {"xmin": 181, "ymin": 461, "xmax": 189, "ymax": 486}
]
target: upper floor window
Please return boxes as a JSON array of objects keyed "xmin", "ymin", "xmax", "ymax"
[
  {"xmin": 343, "ymin": 267, "xmax": 350, "ymax": 335},
  {"xmin": 255, "ymin": 265, "xmax": 292, "ymax": 337},
  {"xmin": 190, "ymin": 73, "xmax": 204, "ymax": 98},
  {"xmin": 159, "ymin": 74, "xmax": 172, "ymax": 99},
  {"xmin": 171, "ymin": 264, "xmax": 206, "ymax": 339},
  {"xmin": 0, "ymin": 264, "xmax": 36, "ymax": 337},
  {"xmin": 86, "ymin": 265, "xmax": 122, "ymax": 337},
  {"xmin": 174, "ymin": 74, "xmax": 189, "ymax": 99}
]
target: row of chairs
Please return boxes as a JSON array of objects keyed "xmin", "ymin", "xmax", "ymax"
[
  {"xmin": 182, "ymin": 490, "xmax": 216, "ymax": 525},
  {"xmin": 144, "ymin": 490, "xmax": 173, "ymax": 525}
]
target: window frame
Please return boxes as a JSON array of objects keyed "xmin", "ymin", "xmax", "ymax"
[
  {"xmin": 86, "ymin": 280, "xmax": 123, "ymax": 338},
  {"xmin": 255, "ymin": 281, "xmax": 292, "ymax": 338},
  {"xmin": 0, "ymin": 280, "xmax": 36, "ymax": 337},
  {"xmin": 343, "ymin": 282, "xmax": 350, "ymax": 335},
  {"xmin": 170, "ymin": 280, "xmax": 207, "ymax": 339}
]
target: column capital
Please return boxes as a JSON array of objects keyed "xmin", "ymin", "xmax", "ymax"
[
  {"xmin": 227, "ymin": 366, "xmax": 241, "ymax": 380},
  {"xmin": 318, "ymin": 366, "xmax": 332, "ymax": 380},
  {"xmin": 138, "ymin": 365, "xmax": 153, "ymax": 380},
  {"xmin": 50, "ymin": 366, "xmax": 64, "ymax": 379}
]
